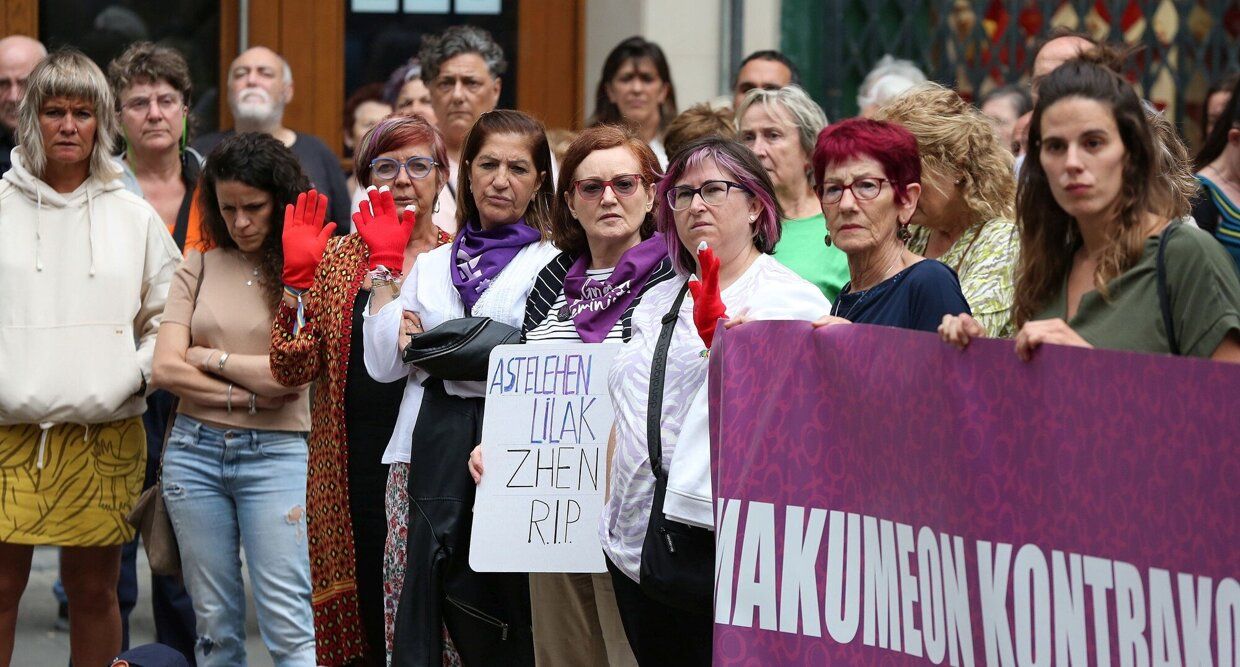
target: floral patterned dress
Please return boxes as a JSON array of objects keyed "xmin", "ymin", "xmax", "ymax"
[{"xmin": 908, "ymin": 217, "xmax": 1019, "ymax": 338}]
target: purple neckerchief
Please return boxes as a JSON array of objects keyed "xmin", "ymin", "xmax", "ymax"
[
  {"xmin": 451, "ymin": 218, "xmax": 542, "ymax": 313},
  {"xmin": 560, "ymin": 233, "xmax": 669, "ymax": 343}
]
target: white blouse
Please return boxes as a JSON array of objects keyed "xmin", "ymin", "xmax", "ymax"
[
  {"xmin": 600, "ymin": 254, "xmax": 831, "ymax": 582},
  {"xmin": 363, "ymin": 240, "xmax": 559, "ymax": 463}
]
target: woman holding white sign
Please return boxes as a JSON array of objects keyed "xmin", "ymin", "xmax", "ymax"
[
  {"xmin": 363, "ymin": 109, "xmax": 558, "ymax": 666},
  {"xmin": 599, "ymin": 137, "xmax": 830, "ymax": 664},
  {"xmin": 468, "ymin": 124, "xmax": 675, "ymax": 666},
  {"xmin": 938, "ymin": 57, "xmax": 1240, "ymax": 360}
]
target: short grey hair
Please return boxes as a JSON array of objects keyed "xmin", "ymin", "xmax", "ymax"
[
  {"xmin": 736, "ymin": 85, "xmax": 829, "ymax": 157},
  {"xmin": 18, "ymin": 49, "xmax": 122, "ymax": 181},
  {"xmin": 418, "ymin": 25, "xmax": 507, "ymax": 84}
]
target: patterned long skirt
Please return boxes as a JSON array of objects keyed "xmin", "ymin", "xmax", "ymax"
[{"xmin": 383, "ymin": 461, "xmax": 462, "ymax": 666}]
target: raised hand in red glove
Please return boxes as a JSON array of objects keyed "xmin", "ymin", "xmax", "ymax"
[
  {"xmin": 353, "ymin": 185, "xmax": 416, "ymax": 273},
  {"xmin": 687, "ymin": 241, "xmax": 728, "ymax": 349},
  {"xmin": 281, "ymin": 189, "xmax": 336, "ymax": 290}
]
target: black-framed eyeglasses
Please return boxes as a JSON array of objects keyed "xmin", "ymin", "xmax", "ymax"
[
  {"xmin": 666, "ymin": 180, "xmax": 750, "ymax": 211},
  {"xmin": 572, "ymin": 174, "xmax": 644, "ymax": 200},
  {"xmin": 370, "ymin": 156, "xmax": 438, "ymax": 181},
  {"xmin": 816, "ymin": 177, "xmax": 889, "ymax": 205}
]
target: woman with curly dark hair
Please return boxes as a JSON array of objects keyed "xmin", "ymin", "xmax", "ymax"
[{"xmin": 151, "ymin": 132, "xmax": 316, "ymax": 665}]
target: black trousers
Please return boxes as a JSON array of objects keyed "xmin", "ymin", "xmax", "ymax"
[
  {"xmin": 390, "ymin": 380, "xmax": 534, "ymax": 667},
  {"xmin": 607, "ymin": 557, "xmax": 714, "ymax": 667}
]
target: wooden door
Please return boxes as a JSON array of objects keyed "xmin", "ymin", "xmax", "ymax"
[{"xmin": 219, "ymin": 0, "xmax": 345, "ymax": 156}]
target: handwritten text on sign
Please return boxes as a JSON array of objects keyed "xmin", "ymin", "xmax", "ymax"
[{"xmin": 469, "ymin": 344, "xmax": 621, "ymax": 573}]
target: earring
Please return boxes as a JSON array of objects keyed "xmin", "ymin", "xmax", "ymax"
[
  {"xmin": 823, "ymin": 233, "xmax": 832, "ymax": 247},
  {"xmin": 433, "ymin": 199, "xmax": 441, "ymax": 213},
  {"xmin": 897, "ymin": 221, "xmax": 912, "ymax": 243},
  {"xmin": 749, "ymin": 214, "xmax": 757, "ymax": 221}
]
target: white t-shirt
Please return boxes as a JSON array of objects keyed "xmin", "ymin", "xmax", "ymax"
[{"xmin": 600, "ymin": 254, "xmax": 830, "ymax": 581}]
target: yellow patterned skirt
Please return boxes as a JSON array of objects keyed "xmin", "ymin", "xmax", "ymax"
[{"xmin": 0, "ymin": 418, "xmax": 146, "ymax": 546}]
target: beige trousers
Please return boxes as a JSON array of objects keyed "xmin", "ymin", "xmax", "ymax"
[{"xmin": 529, "ymin": 571, "xmax": 638, "ymax": 666}]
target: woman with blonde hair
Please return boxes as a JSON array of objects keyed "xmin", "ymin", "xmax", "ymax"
[
  {"xmin": 873, "ymin": 82, "xmax": 1020, "ymax": 337},
  {"xmin": 0, "ymin": 49, "xmax": 181, "ymax": 665},
  {"xmin": 738, "ymin": 84, "xmax": 850, "ymax": 300}
]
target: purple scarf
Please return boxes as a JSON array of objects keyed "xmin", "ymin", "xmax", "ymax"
[
  {"xmin": 560, "ymin": 233, "xmax": 669, "ymax": 343},
  {"xmin": 451, "ymin": 219, "xmax": 543, "ymax": 313}
]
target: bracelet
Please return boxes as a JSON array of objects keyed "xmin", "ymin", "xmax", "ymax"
[
  {"xmin": 368, "ymin": 266, "xmax": 401, "ymax": 283},
  {"xmin": 284, "ymin": 285, "xmax": 307, "ymax": 334},
  {"xmin": 248, "ymin": 391, "xmax": 258, "ymax": 415},
  {"xmin": 226, "ymin": 383, "xmax": 234, "ymax": 414},
  {"xmin": 217, "ymin": 351, "xmax": 230, "ymax": 372},
  {"xmin": 370, "ymin": 275, "xmax": 401, "ymax": 299}
]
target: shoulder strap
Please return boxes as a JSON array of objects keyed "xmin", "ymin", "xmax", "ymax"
[
  {"xmin": 1156, "ymin": 220, "xmax": 1182, "ymax": 355},
  {"xmin": 647, "ymin": 280, "xmax": 691, "ymax": 480},
  {"xmin": 160, "ymin": 253, "xmax": 206, "ymax": 481},
  {"xmin": 170, "ymin": 153, "xmax": 202, "ymax": 252},
  {"xmin": 193, "ymin": 250, "xmax": 206, "ymax": 306}
]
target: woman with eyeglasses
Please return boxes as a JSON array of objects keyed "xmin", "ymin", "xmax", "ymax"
[
  {"xmin": 809, "ymin": 118, "xmax": 971, "ymax": 332},
  {"xmin": 365, "ymin": 109, "xmax": 558, "ymax": 665},
  {"xmin": 270, "ymin": 114, "xmax": 452, "ymax": 665},
  {"xmin": 466, "ymin": 125, "xmax": 674, "ymax": 667},
  {"xmin": 601, "ymin": 137, "xmax": 829, "ymax": 665}
]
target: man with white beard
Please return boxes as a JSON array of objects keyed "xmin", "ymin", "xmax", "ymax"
[{"xmin": 193, "ymin": 46, "xmax": 351, "ymax": 230}]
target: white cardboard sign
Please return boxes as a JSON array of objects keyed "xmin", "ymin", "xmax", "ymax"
[{"xmin": 469, "ymin": 343, "xmax": 621, "ymax": 573}]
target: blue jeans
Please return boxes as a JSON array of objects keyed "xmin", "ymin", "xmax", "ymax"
[{"xmin": 162, "ymin": 414, "xmax": 315, "ymax": 666}]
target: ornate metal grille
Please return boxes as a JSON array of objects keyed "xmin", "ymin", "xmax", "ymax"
[{"xmin": 795, "ymin": 0, "xmax": 1239, "ymax": 144}]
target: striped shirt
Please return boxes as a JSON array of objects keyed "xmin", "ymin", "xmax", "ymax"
[{"xmin": 521, "ymin": 251, "xmax": 677, "ymax": 344}]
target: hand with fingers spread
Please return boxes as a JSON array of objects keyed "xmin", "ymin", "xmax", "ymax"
[
  {"xmin": 1013, "ymin": 318, "xmax": 1092, "ymax": 361},
  {"xmin": 281, "ymin": 189, "xmax": 336, "ymax": 289},
  {"xmin": 938, "ymin": 313, "xmax": 985, "ymax": 350},
  {"xmin": 353, "ymin": 185, "xmax": 417, "ymax": 273},
  {"xmin": 688, "ymin": 242, "xmax": 728, "ymax": 349}
]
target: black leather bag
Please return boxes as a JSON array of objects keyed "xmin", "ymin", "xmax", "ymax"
[
  {"xmin": 402, "ymin": 316, "xmax": 521, "ymax": 381},
  {"xmin": 638, "ymin": 282, "xmax": 715, "ymax": 613}
]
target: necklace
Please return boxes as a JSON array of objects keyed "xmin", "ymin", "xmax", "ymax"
[
  {"xmin": 831, "ymin": 253, "xmax": 904, "ymax": 320},
  {"xmin": 245, "ymin": 265, "xmax": 259, "ymax": 287}
]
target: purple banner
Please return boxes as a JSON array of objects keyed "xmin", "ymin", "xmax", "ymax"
[{"xmin": 710, "ymin": 322, "xmax": 1240, "ymax": 666}]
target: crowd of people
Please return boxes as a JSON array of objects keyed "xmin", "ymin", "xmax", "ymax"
[{"xmin": 0, "ymin": 20, "xmax": 1238, "ymax": 667}]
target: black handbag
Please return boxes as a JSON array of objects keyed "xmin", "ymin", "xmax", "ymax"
[
  {"xmin": 638, "ymin": 281, "xmax": 715, "ymax": 612},
  {"xmin": 402, "ymin": 316, "xmax": 521, "ymax": 381}
]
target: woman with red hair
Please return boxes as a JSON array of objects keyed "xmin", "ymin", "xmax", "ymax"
[
  {"xmin": 270, "ymin": 114, "xmax": 452, "ymax": 665},
  {"xmin": 810, "ymin": 118, "xmax": 971, "ymax": 331}
]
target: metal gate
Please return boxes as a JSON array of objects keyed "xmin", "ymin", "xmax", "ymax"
[{"xmin": 787, "ymin": 0, "xmax": 1239, "ymax": 143}]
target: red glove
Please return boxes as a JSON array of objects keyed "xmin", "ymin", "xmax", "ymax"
[
  {"xmin": 281, "ymin": 189, "xmax": 336, "ymax": 290},
  {"xmin": 687, "ymin": 242, "xmax": 728, "ymax": 349},
  {"xmin": 353, "ymin": 186, "xmax": 416, "ymax": 272}
]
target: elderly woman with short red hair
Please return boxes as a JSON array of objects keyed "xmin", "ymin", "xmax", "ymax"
[
  {"xmin": 269, "ymin": 114, "xmax": 451, "ymax": 665},
  {"xmin": 811, "ymin": 118, "xmax": 971, "ymax": 331}
]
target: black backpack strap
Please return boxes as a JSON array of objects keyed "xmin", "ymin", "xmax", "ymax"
[
  {"xmin": 1156, "ymin": 220, "xmax": 1182, "ymax": 355},
  {"xmin": 646, "ymin": 281, "xmax": 691, "ymax": 480},
  {"xmin": 171, "ymin": 151, "xmax": 202, "ymax": 251}
]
